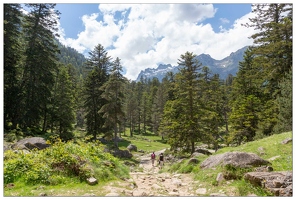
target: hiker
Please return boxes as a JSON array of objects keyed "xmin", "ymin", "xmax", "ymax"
[
  {"xmin": 159, "ymin": 152, "xmax": 164, "ymax": 169},
  {"xmin": 151, "ymin": 152, "xmax": 156, "ymax": 166}
]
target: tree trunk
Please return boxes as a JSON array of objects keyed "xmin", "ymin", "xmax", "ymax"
[{"xmin": 191, "ymin": 140, "xmax": 195, "ymax": 155}]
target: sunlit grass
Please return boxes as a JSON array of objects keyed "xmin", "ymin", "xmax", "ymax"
[{"xmin": 168, "ymin": 131, "xmax": 292, "ymax": 196}]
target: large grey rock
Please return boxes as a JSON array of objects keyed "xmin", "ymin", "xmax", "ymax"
[
  {"xmin": 244, "ymin": 171, "xmax": 292, "ymax": 196},
  {"xmin": 200, "ymin": 152, "xmax": 270, "ymax": 169},
  {"xmin": 127, "ymin": 144, "xmax": 137, "ymax": 152},
  {"xmin": 111, "ymin": 149, "xmax": 133, "ymax": 158},
  {"xmin": 11, "ymin": 137, "xmax": 50, "ymax": 150}
]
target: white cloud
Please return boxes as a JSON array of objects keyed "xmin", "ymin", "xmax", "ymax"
[
  {"xmin": 57, "ymin": 4, "xmax": 256, "ymax": 80},
  {"xmin": 219, "ymin": 17, "xmax": 230, "ymax": 24}
]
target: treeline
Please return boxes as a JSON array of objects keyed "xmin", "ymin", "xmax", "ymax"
[{"xmin": 4, "ymin": 4, "xmax": 292, "ymax": 153}]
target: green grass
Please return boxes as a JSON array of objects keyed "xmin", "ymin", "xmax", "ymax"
[
  {"xmin": 119, "ymin": 134, "xmax": 170, "ymax": 153},
  {"xmin": 4, "ymin": 131, "xmax": 292, "ymax": 197},
  {"xmin": 163, "ymin": 131, "xmax": 292, "ymax": 196},
  {"xmin": 4, "ymin": 177, "xmax": 121, "ymax": 196},
  {"xmin": 215, "ymin": 131, "xmax": 292, "ymax": 171}
]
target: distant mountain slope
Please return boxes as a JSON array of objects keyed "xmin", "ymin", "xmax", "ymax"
[
  {"xmin": 56, "ymin": 40, "xmax": 86, "ymax": 75},
  {"xmin": 136, "ymin": 46, "xmax": 248, "ymax": 82}
]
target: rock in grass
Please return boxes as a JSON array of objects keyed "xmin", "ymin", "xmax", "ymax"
[{"xmin": 87, "ymin": 177, "xmax": 98, "ymax": 185}]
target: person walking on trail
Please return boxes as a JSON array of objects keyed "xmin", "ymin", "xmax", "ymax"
[
  {"xmin": 151, "ymin": 152, "xmax": 156, "ymax": 166},
  {"xmin": 159, "ymin": 153, "xmax": 164, "ymax": 169}
]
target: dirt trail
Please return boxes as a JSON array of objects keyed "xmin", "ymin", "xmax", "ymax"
[{"xmin": 104, "ymin": 149, "xmax": 199, "ymax": 196}]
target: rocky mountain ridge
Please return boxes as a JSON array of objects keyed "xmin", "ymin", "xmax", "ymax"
[{"xmin": 136, "ymin": 46, "xmax": 249, "ymax": 82}]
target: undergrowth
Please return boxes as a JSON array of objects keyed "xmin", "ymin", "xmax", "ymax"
[{"xmin": 4, "ymin": 138, "xmax": 130, "ymax": 186}]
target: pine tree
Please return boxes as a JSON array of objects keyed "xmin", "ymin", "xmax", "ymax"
[
  {"xmin": 50, "ymin": 64, "xmax": 76, "ymax": 141},
  {"xmin": 99, "ymin": 57, "xmax": 126, "ymax": 147},
  {"xmin": 274, "ymin": 70, "xmax": 292, "ymax": 133},
  {"xmin": 151, "ymin": 83, "xmax": 166, "ymax": 137},
  {"xmin": 243, "ymin": 4, "xmax": 292, "ymax": 134},
  {"xmin": 124, "ymin": 81, "xmax": 138, "ymax": 137},
  {"xmin": 228, "ymin": 48, "xmax": 263, "ymax": 144},
  {"xmin": 4, "ymin": 4, "xmax": 23, "ymax": 129},
  {"xmin": 199, "ymin": 70, "xmax": 225, "ymax": 151},
  {"xmin": 21, "ymin": 4, "xmax": 60, "ymax": 131},
  {"xmin": 161, "ymin": 52, "xmax": 203, "ymax": 154},
  {"xmin": 246, "ymin": 4, "xmax": 292, "ymax": 92},
  {"xmin": 83, "ymin": 44, "xmax": 111, "ymax": 140}
]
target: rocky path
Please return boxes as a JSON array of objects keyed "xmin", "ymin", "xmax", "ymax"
[{"xmin": 104, "ymin": 149, "xmax": 202, "ymax": 197}]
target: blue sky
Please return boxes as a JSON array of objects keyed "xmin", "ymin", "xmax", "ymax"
[
  {"xmin": 56, "ymin": 4, "xmax": 252, "ymax": 38},
  {"xmin": 20, "ymin": 3, "xmax": 257, "ymax": 80}
]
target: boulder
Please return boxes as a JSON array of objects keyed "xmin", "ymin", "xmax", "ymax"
[
  {"xmin": 200, "ymin": 152, "xmax": 270, "ymax": 169},
  {"xmin": 244, "ymin": 171, "xmax": 292, "ymax": 196},
  {"xmin": 111, "ymin": 149, "xmax": 133, "ymax": 158},
  {"xmin": 127, "ymin": 144, "xmax": 137, "ymax": 152},
  {"xmin": 11, "ymin": 137, "xmax": 50, "ymax": 151}
]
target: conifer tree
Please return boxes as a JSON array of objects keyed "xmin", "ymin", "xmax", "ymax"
[
  {"xmin": 99, "ymin": 57, "xmax": 126, "ymax": 147},
  {"xmin": 274, "ymin": 70, "xmax": 292, "ymax": 133},
  {"xmin": 83, "ymin": 44, "xmax": 111, "ymax": 140},
  {"xmin": 50, "ymin": 65, "xmax": 76, "ymax": 141},
  {"xmin": 124, "ymin": 81, "xmax": 138, "ymax": 137},
  {"xmin": 243, "ymin": 4, "xmax": 292, "ymax": 134},
  {"xmin": 21, "ymin": 3, "xmax": 60, "ymax": 131},
  {"xmin": 4, "ymin": 4, "xmax": 23, "ymax": 129},
  {"xmin": 161, "ymin": 52, "xmax": 203, "ymax": 154},
  {"xmin": 228, "ymin": 49, "xmax": 263, "ymax": 144}
]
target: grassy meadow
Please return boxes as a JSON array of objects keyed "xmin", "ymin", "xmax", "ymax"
[{"xmin": 3, "ymin": 131, "xmax": 292, "ymax": 196}]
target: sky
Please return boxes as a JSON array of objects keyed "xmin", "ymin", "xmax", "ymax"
[{"xmin": 50, "ymin": 3, "xmax": 257, "ymax": 80}]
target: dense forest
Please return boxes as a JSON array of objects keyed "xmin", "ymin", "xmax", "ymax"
[{"xmin": 4, "ymin": 4, "xmax": 292, "ymax": 154}]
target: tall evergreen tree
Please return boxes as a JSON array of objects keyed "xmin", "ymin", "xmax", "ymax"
[
  {"xmin": 124, "ymin": 81, "xmax": 138, "ymax": 137},
  {"xmin": 83, "ymin": 44, "xmax": 111, "ymax": 140},
  {"xmin": 200, "ymin": 71, "xmax": 225, "ymax": 151},
  {"xmin": 151, "ymin": 83, "xmax": 166, "ymax": 137},
  {"xmin": 50, "ymin": 65, "xmax": 76, "ymax": 141},
  {"xmin": 274, "ymin": 70, "xmax": 292, "ymax": 133},
  {"xmin": 4, "ymin": 4, "xmax": 23, "ymax": 130},
  {"xmin": 99, "ymin": 57, "xmax": 126, "ymax": 147},
  {"xmin": 161, "ymin": 52, "xmax": 203, "ymax": 154},
  {"xmin": 243, "ymin": 4, "xmax": 292, "ymax": 134},
  {"xmin": 21, "ymin": 4, "xmax": 60, "ymax": 130},
  {"xmin": 228, "ymin": 49, "xmax": 263, "ymax": 144},
  {"xmin": 246, "ymin": 4, "xmax": 292, "ymax": 92}
]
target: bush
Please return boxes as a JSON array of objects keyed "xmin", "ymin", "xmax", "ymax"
[
  {"xmin": 4, "ymin": 139, "xmax": 129, "ymax": 185},
  {"xmin": 222, "ymin": 164, "xmax": 252, "ymax": 180}
]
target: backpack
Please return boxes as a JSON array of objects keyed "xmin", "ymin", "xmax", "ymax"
[{"xmin": 151, "ymin": 153, "xmax": 155, "ymax": 159}]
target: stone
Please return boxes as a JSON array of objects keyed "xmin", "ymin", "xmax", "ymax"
[
  {"xmin": 210, "ymin": 193, "xmax": 227, "ymax": 196},
  {"xmin": 133, "ymin": 189, "xmax": 148, "ymax": 196},
  {"xmin": 127, "ymin": 144, "xmax": 137, "ymax": 152},
  {"xmin": 200, "ymin": 151, "xmax": 270, "ymax": 169},
  {"xmin": 281, "ymin": 138, "xmax": 292, "ymax": 144},
  {"xmin": 105, "ymin": 192, "xmax": 120, "ymax": 196},
  {"xmin": 172, "ymin": 178, "xmax": 182, "ymax": 187},
  {"xmin": 216, "ymin": 172, "xmax": 224, "ymax": 184},
  {"xmin": 11, "ymin": 137, "xmax": 50, "ymax": 151},
  {"xmin": 86, "ymin": 177, "xmax": 98, "ymax": 185},
  {"xmin": 168, "ymin": 192, "xmax": 179, "ymax": 196},
  {"xmin": 244, "ymin": 171, "xmax": 292, "ymax": 196},
  {"xmin": 196, "ymin": 188, "xmax": 207, "ymax": 195}
]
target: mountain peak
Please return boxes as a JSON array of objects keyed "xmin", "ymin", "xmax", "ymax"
[{"xmin": 136, "ymin": 46, "xmax": 248, "ymax": 82}]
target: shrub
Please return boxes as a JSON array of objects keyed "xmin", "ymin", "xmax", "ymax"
[{"xmin": 4, "ymin": 139, "xmax": 129, "ymax": 185}]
